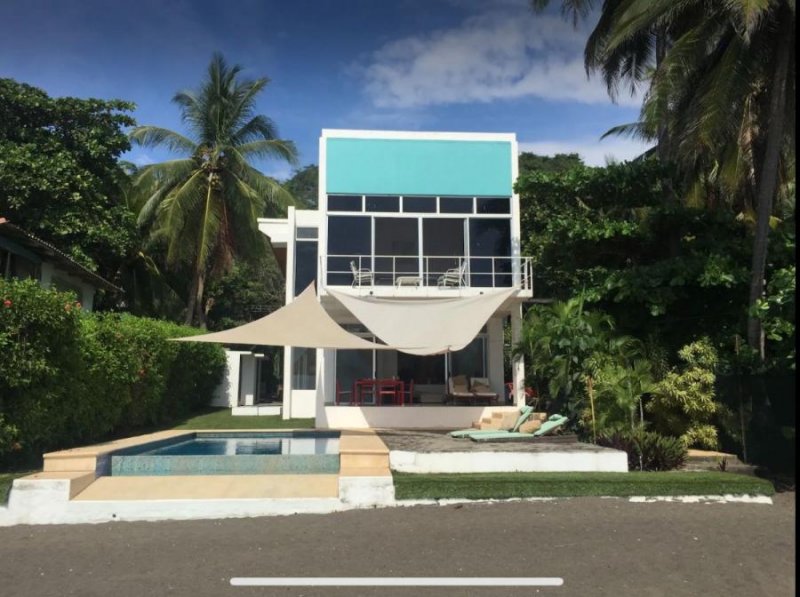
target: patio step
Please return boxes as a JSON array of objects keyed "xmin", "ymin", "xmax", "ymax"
[
  {"xmin": 338, "ymin": 430, "xmax": 391, "ymax": 477},
  {"xmin": 73, "ymin": 474, "xmax": 339, "ymax": 500},
  {"xmin": 682, "ymin": 449, "xmax": 757, "ymax": 475}
]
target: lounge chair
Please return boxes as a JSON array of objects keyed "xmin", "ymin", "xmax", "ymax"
[
  {"xmin": 445, "ymin": 374, "xmax": 474, "ymax": 404},
  {"xmin": 468, "ymin": 414, "xmax": 569, "ymax": 442},
  {"xmin": 449, "ymin": 405, "xmax": 534, "ymax": 438},
  {"xmin": 470, "ymin": 377, "xmax": 499, "ymax": 405}
]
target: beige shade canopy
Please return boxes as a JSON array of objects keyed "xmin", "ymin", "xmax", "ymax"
[
  {"xmin": 327, "ymin": 287, "xmax": 516, "ymax": 356},
  {"xmin": 173, "ymin": 283, "xmax": 391, "ymax": 350}
]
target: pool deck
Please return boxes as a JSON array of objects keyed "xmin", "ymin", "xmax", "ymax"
[{"xmin": 9, "ymin": 428, "xmax": 392, "ymax": 505}]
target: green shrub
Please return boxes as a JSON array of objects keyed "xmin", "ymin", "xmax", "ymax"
[
  {"xmin": 0, "ymin": 278, "xmax": 225, "ymax": 465},
  {"xmin": 597, "ymin": 430, "xmax": 688, "ymax": 471},
  {"xmin": 648, "ymin": 338, "xmax": 722, "ymax": 449}
]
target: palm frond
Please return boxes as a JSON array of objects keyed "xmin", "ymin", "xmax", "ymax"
[{"xmin": 129, "ymin": 126, "xmax": 197, "ymax": 154}]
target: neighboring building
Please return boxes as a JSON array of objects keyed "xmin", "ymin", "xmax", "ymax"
[
  {"xmin": 0, "ymin": 217, "xmax": 121, "ymax": 310},
  {"xmin": 223, "ymin": 130, "xmax": 532, "ymax": 429}
]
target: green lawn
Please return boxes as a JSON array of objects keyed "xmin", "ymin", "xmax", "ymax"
[
  {"xmin": 171, "ymin": 408, "xmax": 315, "ymax": 430},
  {"xmin": 393, "ymin": 471, "xmax": 775, "ymax": 500},
  {"xmin": 0, "ymin": 471, "xmax": 37, "ymax": 505}
]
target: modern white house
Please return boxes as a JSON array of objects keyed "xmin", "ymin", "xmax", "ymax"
[{"xmin": 216, "ymin": 129, "xmax": 533, "ymax": 429}]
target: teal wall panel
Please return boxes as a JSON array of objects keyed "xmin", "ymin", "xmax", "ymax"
[{"xmin": 326, "ymin": 138, "xmax": 512, "ymax": 197}]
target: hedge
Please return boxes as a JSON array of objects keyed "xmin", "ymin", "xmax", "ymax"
[{"xmin": 0, "ymin": 278, "xmax": 225, "ymax": 464}]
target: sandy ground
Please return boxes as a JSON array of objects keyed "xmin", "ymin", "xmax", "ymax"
[{"xmin": 0, "ymin": 493, "xmax": 794, "ymax": 597}]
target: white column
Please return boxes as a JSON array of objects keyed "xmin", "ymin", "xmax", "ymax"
[
  {"xmin": 510, "ymin": 304, "xmax": 525, "ymax": 407},
  {"xmin": 282, "ymin": 206, "xmax": 297, "ymax": 420},
  {"xmin": 486, "ymin": 316, "xmax": 505, "ymax": 396},
  {"xmin": 239, "ymin": 354, "xmax": 257, "ymax": 406}
]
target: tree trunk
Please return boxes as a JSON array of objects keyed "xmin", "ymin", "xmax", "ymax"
[
  {"xmin": 746, "ymin": 12, "xmax": 792, "ymax": 357},
  {"xmin": 194, "ymin": 270, "xmax": 207, "ymax": 329},
  {"xmin": 184, "ymin": 268, "xmax": 201, "ymax": 326}
]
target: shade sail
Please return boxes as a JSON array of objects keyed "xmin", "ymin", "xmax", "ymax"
[
  {"xmin": 174, "ymin": 283, "xmax": 391, "ymax": 350},
  {"xmin": 327, "ymin": 287, "xmax": 516, "ymax": 356}
]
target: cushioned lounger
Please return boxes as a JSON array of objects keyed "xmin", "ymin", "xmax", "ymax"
[
  {"xmin": 468, "ymin": 414, "xmax": 569, "ymax": 442},
  {"xmin": 448, "ymin": 406, "xmax": 534, "ymax": 438}
]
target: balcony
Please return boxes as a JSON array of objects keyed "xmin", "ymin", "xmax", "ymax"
[{"xmin": 323, "ymin": 254, "xmax": 533, "ymax": 296}]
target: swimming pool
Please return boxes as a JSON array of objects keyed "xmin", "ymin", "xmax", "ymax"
[{"xmin": 108, "ymin": 431, "xmax": 340, "ymax": 476}]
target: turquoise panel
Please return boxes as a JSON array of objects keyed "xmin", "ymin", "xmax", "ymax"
[{"xmin": 326, "ymin": 138, "xmax": 512, "ymax": 196}]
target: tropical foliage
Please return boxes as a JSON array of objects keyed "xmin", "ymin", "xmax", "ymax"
[
  {"xmin": 129, "ymin": 53, "xmax": 297, "ymax": 325},
  {"xmin": 0, "ymin": 278, "xmax": 225, "ymax": 464},
  {"xmin": 649, "ymin": 339, "xmax": 723, "ymax": 449},
  {"xmin": 533, "ymin": 0, "xmax": 796, "ymax": 359},
  {"xmin": 0, "ymin": 78, "xmax": 137, "ymax": 278}
]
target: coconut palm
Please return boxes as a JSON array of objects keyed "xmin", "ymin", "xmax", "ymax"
[
  {"xmin": 130, "ymin": 53, "xmax": 297, "ymax": 326},
  {"xmin": 535, "ymin": 0, "xmax": 796, "ymax": 357}
]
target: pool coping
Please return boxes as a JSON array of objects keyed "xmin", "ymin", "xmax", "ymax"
[{"xmin": 19, "ymin": 428, "xmax": 393, "ymax": 505}]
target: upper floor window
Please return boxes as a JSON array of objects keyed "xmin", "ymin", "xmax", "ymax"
[
  {"xmin": 476, "ymin": 197, "xmax": 510, "ymax": 214},
  {"xmin": 327, "ymin": 194, "xmax": 511, "ymax": 215},
  {"xmin": 402, "ymin": 196, "xmax": 437, "ymax": 213},
  {"xmin": 439, "ymin": 196, "xmax": 473, "ymax": 214},
  {"xmin": 365, "ymin": 195, "xmax": 400, "ymax": 212},
  {"xmin": 328, "ymin": 195, "xmax": 362, "ymax": 212}
]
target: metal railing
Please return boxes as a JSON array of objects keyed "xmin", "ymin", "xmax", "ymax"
[{"xmin": 324, "ymin": 254, "xmax": 533, "ymax": 290}]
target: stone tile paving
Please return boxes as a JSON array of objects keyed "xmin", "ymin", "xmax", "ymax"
[{"xmin": 377, "ymin": 429, "xmax": 618, "ymax": 453}]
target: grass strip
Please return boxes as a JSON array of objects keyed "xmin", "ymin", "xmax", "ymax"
[
  {"xmin": 393, "ymin": 471, "xmax": 775, "ymax": 500},
  {"xmin": 172, "ymin": 409, "xmax": 315, "ymax": 430}
]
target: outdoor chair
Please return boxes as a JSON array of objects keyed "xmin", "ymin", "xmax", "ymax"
[
  {"xmin": 350, "ymin": 260, "xmax": 373, "ymax": 287},
  {"xmin": 437, "ymin": 260, "xmax": 467, "ymax": 288},
  {"xmin": 335, "ymin": 380, "xmax": 354, "ymax": 405},
  {"xmin": 470, "ymin": 377, "xmax": 499, "ymax": 405},
  {"xmin": 446, "ymin": 374, "xmax": 475, "ymax": 404}
]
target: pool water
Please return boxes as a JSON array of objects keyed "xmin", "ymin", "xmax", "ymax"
[
  {"xmin": 108, "ymin": 431, "xmax": 340, "ymax": 476},
  {"xmin": 134, "ymin": 436, "xmax": 339, "ymax": 456}
]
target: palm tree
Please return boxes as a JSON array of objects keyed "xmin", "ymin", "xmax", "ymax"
[
  {"xmin": 130, "ymin": 53, "xmax": 297, "ymax": 326},
  {"xmin": 535, "ymin": 1, "xmax": 796, "ymax": 358}
]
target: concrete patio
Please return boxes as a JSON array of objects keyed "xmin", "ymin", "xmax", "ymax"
[{"xmin": 378, "ymin": 429, "xmax": 628, "ymax": 473}]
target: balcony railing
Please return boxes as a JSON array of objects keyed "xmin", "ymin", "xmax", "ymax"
[{"xmin": 324, "ymin": 254, "xmax": 533, "ymax": 291}]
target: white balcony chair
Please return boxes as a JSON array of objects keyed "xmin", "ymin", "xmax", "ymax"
[
  {"xmin": 437, "ymin": 260, "xmax": 467, "ymax": 288},
  {"xmin": 350, "ymin": 260, "xmax": 373, "ymax": 287}
]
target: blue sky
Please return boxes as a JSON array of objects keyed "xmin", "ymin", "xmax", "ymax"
[{"xmin": 1, "ymin": 0, "xmax": 650, "ymax": 180}]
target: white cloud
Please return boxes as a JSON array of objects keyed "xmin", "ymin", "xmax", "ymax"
[
  {"xmin": 519, "ymin": 136, "xmax": 653, "ymax": 166},
  {"xmin": 360, "ymin": 8, "xmax": 640, "ymax": 109}
]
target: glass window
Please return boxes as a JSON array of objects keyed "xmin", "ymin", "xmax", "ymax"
[
  {"xmin": 335, "ymin": 349, "xmax": 374, "ymax": 405},
  {"xmin": 439, "ymin": 196, "xmax": 473, "ymax": 214},
  {"xmin": 365, "ymin": 196, "xmax": 399, "ymax": 212},
  {"xmin": 328, "ymin": 195, "xmax": 362, "ymax": 212},
  {"xmin": 397, "ymin": 353, "xmax": 445, "ymax": 385},
  {"xmin": 402, "ymin": 196, "xmax": 437, "ymax": 213},
  {"xmin": 10, "ymin": 254, "xmax": 38, "ymax": 280},
  {"xmin": 291, "ymin": 348, "xmax": 316, "ymax": 390},
  {"xmin": 375, "ymin": 218, "xmax": 419, "ymax": 285},
  {"xmin": 294, "ymin": 241, "xmax": 318, "ymax": 296},
  {"xmin": 327, "ymin": 216, "xmax": 371, "ymax": 285},
  {"xmin": 469, "ymin": 219, "xmax": 512, "ymax": 287},
  {"xmin": 449, "ymin": 337, "xmax": 486, "ymax": 379},
  {"xmin": 423, "ymin": 218, "xmax": 464, "ymax": 285},
  {"xmin": 476, "ymin": 197, "xmax": 510, "ymax": 214},
  {"xmin": 296, "ymin": 227, "xmax": 318, "ymax": 239}
]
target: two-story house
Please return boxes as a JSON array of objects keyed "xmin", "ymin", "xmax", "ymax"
[{"xmin": 221, "ymin": 129, "xmax": 532, "ymax": 429}]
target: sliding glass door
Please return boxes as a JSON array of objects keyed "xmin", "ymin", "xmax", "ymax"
[{"xmin": 374, "ymin": 218, "xmax": 419, "ymax": 285}]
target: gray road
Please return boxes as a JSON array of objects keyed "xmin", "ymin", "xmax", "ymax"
[{"xmin": 0, "ymin": 494, "xmax": 794, "ymax": 597}]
